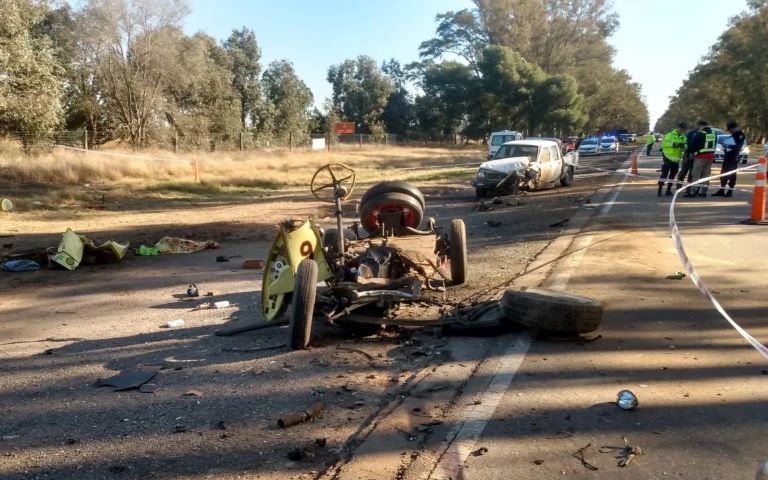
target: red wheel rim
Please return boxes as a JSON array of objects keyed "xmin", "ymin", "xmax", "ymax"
[{"xmin": 365, "ymin": 203, "xmax": 417, "ymax": 230}]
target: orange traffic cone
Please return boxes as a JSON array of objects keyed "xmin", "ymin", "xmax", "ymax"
[{"xmin": 742, "ymin": 157, "xmax": 768, "ymax": 225}]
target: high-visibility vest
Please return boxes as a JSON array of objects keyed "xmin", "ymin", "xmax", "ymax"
[{"xmin": 698, "ymin": 132, "xmax": 716, "ymax": 154}]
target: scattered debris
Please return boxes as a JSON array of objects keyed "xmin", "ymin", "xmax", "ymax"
[
  {"xmin": 287, "ymin": 438, "xmax": 327, "ymax": 461},
  {"xmin": 470, "ymin": 447, "xmax": 488, "ymax": 457},
  {"xmin": 1, "ymin": 259, "xmax": 40, "ymax": 272},
  {"xmin": 213, "ymin": 300, "xmax": 230, "ymax": 309},
  {"xmin": 64, "ymin": 438, "xmax": 78, "ymax": 445},
  {"xmin": 666, "ymin": 271, "xmax": 686, "ymax": 280},
  {"xmin": 336, "ymin": 346, "xmax": 375, "ymax": 361},
  {"xmin": 216, "ymin": 255, "xmax": 230, "ymax": 262},
  {"xmin": 94, "ymin": 366, "xmax": 161, "ymax": 391},
  {"xmin": 600, "ymin": 436, "xmax": 643, "ymax": 467},
  {"xmin": 243, "ymin": 259, "xmax": 265, "ymax": 269},
  {"xmin": 215, "ymin": 320, "xmax": 288, "ymax": 336},
  {"xmin": 222, "ymin": 344, "xmax": 286, "ymax": 353},
  {"xmin": 472, "ymin": 202, "xmax": 493, "ymax": 212},
  {"xmin": 572, "ymin": 443, "xmax": 599, "ymax": 470},
  {"xmin": 533, "ymin": 459, "xmax": 544, "ymax": 465},
  {"xmin": 216, "ymin": 421, "xmax": 227, "ymax": 431},
  {"xmin": 278, "ymin": 401, "xmax": 326, "ymax": 429},
  {"xmin": 549, "ymin": 218, "xmax": 570, "ymax": 228},
  {"xmin": 616, "ymin": 390, "xmax": 638, "ymax": 410},
  {"xmin": 2, "ymin": 435, "xmax": 20, "ymax": 440},
  {"xmin": 486, "ymin": 220, "xmax": 502, "ymax": 228},
  {"xmin": 139, "ymin": 383, "xmax": 160, "ymax": 393},
  {"xmin": 183, "ymin": 389, "xmax": 203, "ymax": 397},
  {"xmin": 138, "ymin": 237, "xmax": 218, "ymax": 256},
  {"xmin": 51, "ymin": 229, "xmax": 129, "ymax": 270},
  {"xmin": 205, "ymin": 291, "xmax": 215, "ymax": 297},
  {"xmin": 187, "ymin": 284, "xmax": 199, "ymax": 297},
  {"xmin": 1, "ymin": 197, "xmax": 13, "ymax": 212},
  {"xmin": 173, "ymin": 425, "xmax": 187, "ymax": 433},
  {"xmin": 163, "ymin": 319, "xmax": 186, "ymax": 328}
]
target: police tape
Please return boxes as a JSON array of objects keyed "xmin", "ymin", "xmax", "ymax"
[
  {"xmin": 576, "ymin": 162, "xmax": 756, "ymax": 194},
  {"xmin": 667, "ymin": 164, "xmax": 768, "ymax": 359}
]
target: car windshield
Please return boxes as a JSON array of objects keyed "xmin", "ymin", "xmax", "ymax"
[
  {"xmin": 490, "ymin": 134, "xmax": 516, "ymax": 146},
  {"xmin": 581, "ymin": 139, "xmax": 597, "ymax": 146},
  {"xmin": 493, "ymin": 144, "xmax": 538, "ymax": 160},
  {"xmin": 600, "ymin": 138, "xmax": 614, "ymax": 143}
]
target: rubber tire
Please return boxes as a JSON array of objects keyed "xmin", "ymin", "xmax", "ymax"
[
  {"xmin": 560, "ymin": 166, "xmax": 574, "ymax": 186},
  {"xmin": 360, "ymin": 181, "xmax": 425, "ymax": 211},
  {"xmin": 475, "ymin": 187, "xmax": 488, "ymax": 198},
  {"xmin": 500, "ymin": 287, "xmax": 602, "ymax": 334},
  {"xmin": 289, "ymin": 259, "xmax": 318, "ymax": 350},
  {"xmin": 359, "ymin": 191, "xmax": 424, "ymax": 233},
  {"xmin": 449, "ymin": 219, "xmax": 467, "ymax": 285}
]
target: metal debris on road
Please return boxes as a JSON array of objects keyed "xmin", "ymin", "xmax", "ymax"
[
  {"xmin": 470, "ymin": 447, "xmax": 489, "ymax": 457},
  {"xmin": 221, "ymin": 344, "xmax": 286, "ymax": 353},
  {"xmin": 277, "ymin": 401, "xmax": 326, "ymax": 429},
  {"xmin": 163, "ymin": 319, "xmax": 185, "ymax": 328},
  {"xmin": 486, "ymin": 220, "xmax": 502, "ymax": 228},
  {"xmin": 600, "ymin": 436, "xmax": 643, "ymax": 467},
  {"xmin": 138, "ymin": 383, "xmax": 160, "ymax": 393},
  {"xmin": 187, "ymin": 284, "xmax": 199, "ymax": 297},
  {"xmin": 666, "ymin": 271, "xmax": 686, "ymax": 280},
  {"xmin": 242, "ymin": 259, "xmax": 264, "ymax": 269},
  {"xmin": 216, "ymin": 255, "xmax": 229, "ymax": 262},
  {"xmin": 94, "ymin": 366, "xmax": 161, "ymax": 391},
  {"xmin": 549, "ymin": 218, "xmax": 570, "ymax": 228},
  {"xmin": 183, "ymin": 389, "xmax": 203, "ymax": 397},
  {"xmin": 287, "ymin": 438, "xmax": 327, "ymax": 461},
  {"xmin": 572, "ymin": 443, "xmax": 599, "ymax": 470},
  {"xmin": 616, "ymin": 390, "xmax": 639, "ymax": 410},
  {"xmin": 213, "ymin": 300, "xmax": 230, "ymax": 309},
  {"xmin": 335, "ymin": 346, "xmax": 375, "ymax": 361}
]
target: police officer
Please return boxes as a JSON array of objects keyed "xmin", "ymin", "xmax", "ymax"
[
  {"xmin": 687, "ymin": 121, "xmax": 716, "ymax": 197},
  {"xmin": 645, "ymin": 132, "xmax": 655, "ymax": 156},
  {"xmin": 676, "ymin": 123, "xmax": 701, "ymax": 195},
  {"xmin": 712, "ymin": 120, "xmax": 747, "ymax": 197},
  {"xmin": 659, "ymin": 123, "xmax": 687, "ymax": 196}
]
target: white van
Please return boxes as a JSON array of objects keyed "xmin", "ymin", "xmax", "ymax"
[{"xmin": 487, "ymin": 130, "xmax": 523, "ymax": 159}]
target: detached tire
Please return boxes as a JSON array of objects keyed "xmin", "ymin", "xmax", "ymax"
[
  {"xmin": 560, "ymin": 166, "xmax": 574, "ymax": 186},
  {"xmin": 359, "ymin": 192, "xmax": 424, "ymax": 233},
  {"xmin": 289, "ymin": 259, "xmax": 318, "ymax": 350},
  {"xmin": 449, "ymin": 219, "xmax": 467, "ymax": 285},
  {"xmin": 500, "ymin": 287, "xmax": 602, "ymax": 334},
  {"xmin": 360, "ymin": 181, "xmax": 425, "ymax": 211}
]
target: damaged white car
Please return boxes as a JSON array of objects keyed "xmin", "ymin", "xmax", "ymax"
[{"xmin": 474, "ymin": 139, "xmax": 579, "ymax": 198}]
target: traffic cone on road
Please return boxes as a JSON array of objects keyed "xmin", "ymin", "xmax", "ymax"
[{"xmin": 741, "ymin": 157, "xmax": 768, "ymax": 225}]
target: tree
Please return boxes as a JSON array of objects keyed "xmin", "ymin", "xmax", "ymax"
[
  {"xmin": 327, "ymin": 56, "xmax": 394, "ymax": 133},
  {"xmin": 77, "ymin": 0, "xmax": 190, "ymax": 149},
  {"xmin": 529, "ymin": 74, "xmax": 586, "ymax": 135},
  {"xmin": 261, "ymin": 59, "xmax": 313, "ymax": 145},
  {"xmin": 0, "ymin": 0, "xmax": 63, "ymax": 149},
  {"xmin": 420, "ymin": 60, "xmax": 478, "ymax": 137},
  {"xmin": 223, "ymin": 26, "xmax": 261, "ymax": 129},
  {"xmin": 381, "ymin": 59, "xmax": 415, "ymax": 135}
]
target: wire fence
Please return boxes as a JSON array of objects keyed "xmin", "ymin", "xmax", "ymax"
[{"xmin": 0, "ymin": 130, "xmax": 470, "ymax": 156}]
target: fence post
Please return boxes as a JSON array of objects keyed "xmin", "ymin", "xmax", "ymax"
[
  {"xmin": 83, "ymin": 130, "xmax": 88, "ymax": 156},
  {"xmin": 240, "ymin": 131, "xmax": 244, "ymax": 152},
  {"xmin": 327, "ymin": 132, "xmax": 331, "ymax": 151},
  {"xmin": 193, "ymin": 158, "xmax": 200, "ymax": 183},
  {"xmin": 290, "ymin": 132, "xmax": 294, "ymax": 152},
  {"xmin": 359, "ymin": 133, "xmax": 363, "ymax": 148},
  {"xmin": 384, "ymin": 133, "xmax": 388, "ymax": 148},
  {"xmin": 174, "ymin": 130, "xmax": 179, "ymax": 153}
]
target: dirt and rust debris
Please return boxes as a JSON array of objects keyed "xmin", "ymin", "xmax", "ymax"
[{"xmin": 277, "ymin": 401, "xmax": 326, "ymax": 429}]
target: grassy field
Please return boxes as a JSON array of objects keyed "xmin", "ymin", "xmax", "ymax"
[{"xmin": 0, "ymin": 141, "xmax": 484, "ymax": 209}]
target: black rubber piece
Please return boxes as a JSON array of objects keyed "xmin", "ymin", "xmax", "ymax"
[
  {"xmin": 289, "ymin": 259, "xmax": 318, "ymax": 350},
  {"xmin": 449, "ymin": 219, "xmax": 467, "ymax": 285},
  {"xmin": 500, "ymin": 287, "xmax": 603, "ymax": 334},
  {"xmin": 360, "ymin": 181, "xmax": 426, "ymax": 210},
  {"xmin": 475, "ymin": 187, "xmax": 488, "ymax": 198},
  {"xmin": 560, "ymin": 166, "xmax": 574, "ymax": 186},
  {"xmin": 359, "ymin": 191, "xmax": 424, "ymax": 233}
]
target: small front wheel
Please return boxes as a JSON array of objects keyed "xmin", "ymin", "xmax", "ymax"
[
  {"xmin": 449, "ymin": 219, "xmax": 467, "ymax": 285},
  {"xmin": 560, "ymin": 166, "xmax": 574, "ymax": 186},
  {"xmin": 289, "ymin": 259, "xmax": 318, "ymax": 350}
]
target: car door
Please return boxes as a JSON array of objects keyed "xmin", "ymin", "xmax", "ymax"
[{"xmin": 538, "ymin": 145, "xmax": 553, "ymax": 183}]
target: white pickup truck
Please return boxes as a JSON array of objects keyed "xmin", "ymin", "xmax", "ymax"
[{"xmin": 473, "ymin": 139, "xmax": 579, "ymax": 198}]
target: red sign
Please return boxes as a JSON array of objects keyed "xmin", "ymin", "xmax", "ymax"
[{"xmin": 334, "ymin": 122, "xmax": 355, "ymax": 134}]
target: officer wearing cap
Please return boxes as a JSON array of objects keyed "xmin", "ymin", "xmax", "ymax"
[
  {"xmin": 713, "ymin": 120, "xmax": 747, "ymax": 197},
  {"xmin": 659, "ymin": 122, "xmax": 688, "ymax": 196}
]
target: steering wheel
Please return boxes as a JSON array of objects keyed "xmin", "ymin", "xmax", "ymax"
[{"xmin": 310, "ymin": 163, "xmax": 356, "ymax": 203}]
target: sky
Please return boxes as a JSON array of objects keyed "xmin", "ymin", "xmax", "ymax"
[{"xmin": 185, "ymin": 0, "xmax": 750, "ymax": 129}]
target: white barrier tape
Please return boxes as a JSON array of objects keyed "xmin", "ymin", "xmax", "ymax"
[
  {"xmin": 758, "ymin": 163, "xmax": 767, "ymax": 174},
  {"xmin": 577, "ymin": 163, "xmax": 756, "ymax": 194},
  {"xmin": 756, "ymin": 179, "xmax": 766, "ymax": 187},
  {"xmin": 668, "ymin": 164, "xmax": 768, "ymax": 359},
  {"xmin": 54, "ymin": 144, "xmax": 195, "ymax": 164}
]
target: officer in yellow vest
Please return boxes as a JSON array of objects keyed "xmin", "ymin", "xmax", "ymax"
[
  {"xmin": 687, "ymin": 121, "xmax": 717, "ymax": 197},
  {"xmin": 659, "ymin": 122, "xmax": 687, "ymax": 196},
  {"xmin": 645, "ymin": 132, "xmax": 655, "ymax": 156}
]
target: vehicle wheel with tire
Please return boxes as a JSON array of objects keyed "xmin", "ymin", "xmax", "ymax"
[
  {"xmin": 360, "ymin": 181, "xmax": 425, "ymax": 211},
  {"xmin": 449, "ymin": 219, "xmax": 467, "ymax": 285},
  {"xmin": 475, "ymin": 187, "xmax": 488, "ymax": 198},
  {"xmin": 560, "ymin": 166, "xmax": 574, "ymax": 186},
  {"xmin": 289, "ymin": 259, "xmax": 318, "ymax": 350},
  {"xmin": 500, "ymin": 287, "xmax": 602, "ymax": 334},
  {"xmin": 359, "ymin": 192, "xmax": 424, "ymax": 233}
]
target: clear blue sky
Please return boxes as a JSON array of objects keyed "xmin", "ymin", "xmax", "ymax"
[{"xmin": 185, "ymin": 0, "xmax": 749, "ymax": 128}]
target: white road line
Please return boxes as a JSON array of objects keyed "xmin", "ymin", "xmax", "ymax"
[{"xmin": 426, "ymin": 168, "xmax": 630, "ymax": 479}]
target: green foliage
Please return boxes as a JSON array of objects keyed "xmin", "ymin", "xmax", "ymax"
[
  {"xmin": 0, "ymin": 0, "xmax": 63, "ymax": 149},
  {"xmin": 261, "ymin": 59, "xmax": 313, "ymax": 144},
  {"xmin": 327, "ymin": 56, "xmax": 394, "ymax": 133},
  {"xmin": 223, "ymin": 26, "xmax": 261, "ymax": 128}
]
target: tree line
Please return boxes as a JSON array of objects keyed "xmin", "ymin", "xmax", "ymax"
[
  {"xmin": 0, "ymin": 0, "xmax": 649, "ymax": 152},
  {"xmin": 656, "ymin": 0, "xmax": 767, "ymax": 140}
]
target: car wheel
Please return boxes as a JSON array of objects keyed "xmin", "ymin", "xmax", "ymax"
[
  {"xmin": 289, "ymin": 259, "xmax": 317, "ymax": 350},
  {"xmin": 449, "ymin": 219, "xmax": 467, "ymax": 285},
  {"xmin": 500, "ymin": 287, "xmax": 603, "ymax": 334},
  {"xmin": 360, "ymin": 181, "xmax": 425, "ymax": 211},
  {"xmin": 359, "ymin": 192, "xmax": 424, "ymax": 233},
  {"xmin": 560, "ymin": 166, "xmax": 574, "ymax": 187}
]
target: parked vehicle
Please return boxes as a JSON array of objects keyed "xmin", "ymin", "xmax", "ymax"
[
  {"xmin": 474, "ymin": 139, "xmax": 579, "ymax": 197},
  {"xmin": 599, "ymin": 136, "xmax": 619, "ymax": 153},
  {"xmin": 618, "ymin": 134, "xmax": 631, "ymax": 144},
  {"xmin": 578, "ymin": 138, "xmax": 599, "ymax": 156},
  {"xmin": 487, "ymin": 130, "xmax": 524, "ymax": 159},
  {"xmin": 714, "ymin": 134, "xmax": 749, "ymax": 164}
]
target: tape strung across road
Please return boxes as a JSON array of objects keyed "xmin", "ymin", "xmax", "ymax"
[{"xmin": 667, "ymin": 164, "xmax": 768, "ymax": 359}]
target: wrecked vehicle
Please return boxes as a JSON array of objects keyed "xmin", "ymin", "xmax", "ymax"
[
  {"xmin": 261, "ymin": 164, "xmax": 468, "ymax": 349},
  {"xmin": 474, "ymin": 139, "xmax": 579, "ymax": 198}
]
